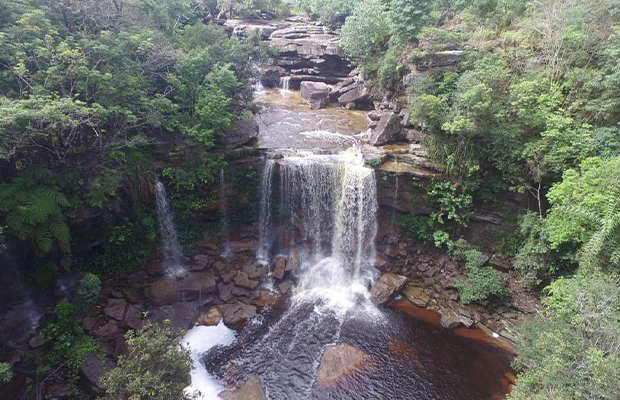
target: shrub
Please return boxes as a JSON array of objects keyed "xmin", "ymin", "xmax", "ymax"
[
  {"xmin": 75, "ymin": 273, "xmax": 101, "ymax": 315},
  {"xmin": 455, "ymin": 264, "xmax": 505, "ymax": 304},
  {"xmin": 0, "ymin": 362, "xmax": 12, "ymax": 384},
  {"xmin": 399, "ymin": 214, "xmax": 434, "ymax": 243},
  {"xmin": 101, "ymin": 320, "xmax": 194, "ymax": 400}
]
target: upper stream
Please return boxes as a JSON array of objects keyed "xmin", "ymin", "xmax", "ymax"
[{"xmin": 183, "ymin": 88, "xmax": 514, "ymax": 400}]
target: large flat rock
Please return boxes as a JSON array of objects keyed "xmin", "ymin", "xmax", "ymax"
[
  {"xmin": 315, "ymin": 344, "xmax": 370, "ymax": 388},
  {"xmin": 220, "ymin": 375, "xmax": 267, "ymax": 400},
  {"xmin": 145, "ymin": 273, "xmax": 216, "ymax": 305}
]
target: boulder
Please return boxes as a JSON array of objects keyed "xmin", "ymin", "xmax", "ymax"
[
  {"xmin": 197, "ymin": 307, "xmax": 223, "ymax": 326},
  {"xmin": 104, "ymin": 299, "xmax": 127, "ymax": 321},
  {"xmin": 28, "ymin": 333, "xmax": 45, "ymax": 349},
  {"xmin": 79, "ymin": 353, "xmax": 114, "ymax": 395},
  {"xmin": 489, "ymin": 253, "xmax": 513, "ymax": 272},
  {"xmin": 220, "ymin": 119, "xmax": 259, "ymax": 148},
  {"xmin": 337, "ymin": 84, "xmax": 369, "ymax": 106},
  {"xmin": 145, "ymin": 273, "xmax": 217, "ymax": 306},
  {"xmin": 123, "ymin": 304, "xmax": 144, "ymax": 330},
  {"xmin": 300, "ymin": 81, "xmax": 331, "ymax": 109},
  {"xmin": 278, "ymin": 280, "xmax": 293, "ymax": 295},
  {"xmin": 273, "ymin": 256, "xmax": 287, "ymax": 280},
  {"xmin": 370, "ymin": 273, "xmax": 407, "ymax": 305},
  {"xmin": 368, "ymin": 112, "xmax": 401, "ymax": 146},
  {"xmin": 228, "ymin": 239, "xmax": 259, "ymax": 253},
  {"xmin": 218, "ymin": 282, "xmax": 234, "ymax": 302},
  {"xmin": 221, "ymin": 303, "xmax": 257, "ymax": 326},
  {"xmin": 220, "ymin": 375, "xmax": 267, "ymax": 400},
  {"xmin": 234, "ymin": 272, "xmax": 259, "ymax": 289},
  {"xmin": 402, "ymin": 285, "xmax": 430, "ymax": 308},
  {"xmin": 315, "ymin": 344, "xmax": 370, "ymax": 388},
  {"xmin": 439, "ymin": 309, "xmax": 462, "ymax": 329},
  {"xmin": 147, "ymin": 301, "xmax": 200, "ymax": 334}
]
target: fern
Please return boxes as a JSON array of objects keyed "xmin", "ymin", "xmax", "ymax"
[
  {"xmin": 579, "ymin": 199, "xmax": 620, "ymax": 271},
  {"xmin": 0, "ymin": 169, "xmax": 71, "ymax": 254}
]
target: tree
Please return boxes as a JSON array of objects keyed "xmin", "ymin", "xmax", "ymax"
[
  {"xmin": 510, "ymin": 272, "xmax": 620, "ymax": 400},
  {"xmin": 388, "ymin": 0, "xmax": 433, "ymax": 42},
  {"xmin": 340, "ymin": 0, "xmax": 391, "ymax": 67},
  {"xmin": 101, "ymin": 320, "xmax": 195, "ymax": 400}
]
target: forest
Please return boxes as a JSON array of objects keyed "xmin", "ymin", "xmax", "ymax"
[{"xmin": 0, "ymin": 0, "xmax": 619, "ymax": 399}]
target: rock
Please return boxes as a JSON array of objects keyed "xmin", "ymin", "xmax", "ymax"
[
  {"xmin": 219, "ymin": 375, "xmax": 267, "ymax": 400},
  {"xmin": 489, "ymin": 253, "xmax": 513, "ymax": 272},
  {"xmin": 399, "ymin": 108, "xmax": 411, "ymax": 128},
  {"xmin": 439, "ymin": 310, "xmax": 462, "ymax": 329},
  {"xmin": 232, "ymin": 286, "xmax": 251, "ymax": 297},
  {"xmin": 315, "ymin": 344, "xmax": 371, "ymax": 388},
  {"xmin": 79, "ymin": 353, "xmax": 114, "ymax": 395},
  {"xmin": 368, "ymin": 112, "xmax": 401, "ymax": 146},
  {"xmin": 278, "ymin": 280, "xmax": 293, "ymax": 295},
  {"xmin": 253, "ymin": 294, "xmax": 279, "ymax": 310},
  {"xmin": 222, "ymin": 271, "xmax": 236, "ymax": 283},
  {"xmin": 234, "ymin": 272, "xmax": 259, "ymax": 289},
  {"xmin": 197, "ymin": 307, "xmax": 223, "ymax": 326},
  {"xmin": 28, "ymin": 333, "xmax": 45, "ymax": 349},
  {"xmin": 123, "ymin": 305, "xmax": 144, "ymax": 330},
  {"xmin": 273, "ymin": 256, "xmax": 287, "ymax": 280},
  {"xmin": 104, "ymin": 298, "xmax": 127, "ymax": 321},
  {"xmin": 82, "ymin": 316, "xmax": 98, "ymax": 332},
  {"xmin": 45, "ymin": 382, "xmax": 71, "ymax": 399},
  {"xmin": 402, "ymin": 285, "xmax": 430, "ymax": 308},
  {"xmin": 214, "ymin": 261, "xmax": 227, "ymax": 272},
  {"xmin": 249, "ymin": 266, "xmax": 269, "ymax": 279},
  {"xmin": 145, "ymin": 273, "xmax": 217, "ymax": 306},
  {"xmin": 368, "ymin": 110, "xmax": 383, "ymax": 121},
  {"xmin": 123, "ymin": 288, "xmax": 141, "ymax": 304},
  {"xmin": 338, "ymin": 84, "xmax": 369, "ymax": 107},
  {"xmin": 228, "ymin": 239, "xmax": 259, "ymax": 253},
  {"xmin": 370, "ymin": 273, "xmax": 407, "ymax": 305},
  {"xmin": 221, "ymin": 303, "xmax": 257, "ymax": 326},
  {"xmin": 147, "ymin": 302, "xmax": 200, "ymax": 334},
  {"xmin": 375, "ymin": 256, "xmax": 387, "ymax": 269},
  {"xmin": 221, "ymin": 119, "xmax": 259, "ymax": 148},
  {"xmin": 300, "ymin": 81, "xmax": 330, "ymax": 109},
  {"xmin": 218, "ymin": 283, "xmax": 234, "ymax": 302},
  {"xmin": 92, "ymin": 321, "xmax": 121, "ymax": 338},
  {"xmin": 417, "ymin": 50, "xmax": 465, "ymax": 71},
  {"xmin": 146, "ymin": 259, "xmax": 163, "ymax": 276}
]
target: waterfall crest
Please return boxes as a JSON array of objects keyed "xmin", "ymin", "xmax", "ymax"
[
  {"xmin": 155, "ymin": 180, "xmax": 185, "ymax": 276},
  {"xmin": 257, "ymin": 150, "xmax": 378, "ymax": 296}
]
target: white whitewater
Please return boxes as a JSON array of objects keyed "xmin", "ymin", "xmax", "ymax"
[
  {"xmin": 279, "ymin": 76, "xmax": 291, "ymax": 93},
  {"xmin": 155, "ymin": 180, "xmax": 185, "ymax": 276},
  {"xmin": 219, "ymin": 168, "xmax": 231, "ymax": 259},
  {"xmin": 182, "ymin": 322, "xmax": 237, "ymax": 399},
  {"xmin": 258, "ymin": 149, "xmax": 379, "ymax": 311}
]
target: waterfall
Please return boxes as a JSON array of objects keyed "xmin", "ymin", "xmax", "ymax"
[
  {"xmin": 260, "ymin": 150, "xmax": 378, "ymax": 294},
  {"xmin": 231, "ymin": 26, "xmax": 242, "ymax": 40},
  {"xmin": 279, "ymin": 76, "xmax": 291, "ymax": 93},
  {"xmin": 388, "ymin": 165, "xmax": 400, "ymax": 246},
  {"xmin": 257, "ymin": 159, "xmax": 276, "ymax": 262},
  {"xmin": 155, "ymin": 180, "xmax": 185, "ymax": 277},
  {"xmin": 219, "ymin": 168, "xmax": 231, "ymax": 259}
]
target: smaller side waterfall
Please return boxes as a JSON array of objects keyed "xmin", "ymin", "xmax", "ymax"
[
  {"xmin": 231, "ymin": 26, "xmax": 242, "ymax": 40},
  {"xmin": 219, "ymin": 168, "xmax": 231, "ymax": 259},
  {"xmin": 388, "ymin": 165, "xmax": 400, "ymax": 245},
  {"xmin": 279, "ymin": 76, "xmax": 291, "ymax": 93},
  {"xmin": 155, "ymin": 180, "xmax": 185, "ymax": 276},
  {"xmin": 257, "ymin": 159, "xmax": 276, "ymax": 262}
]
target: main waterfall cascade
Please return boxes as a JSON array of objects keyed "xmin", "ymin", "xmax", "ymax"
[
  {"xmin": 155, "ymin": 180, "xmax": 185, "ymax": 276},
  {"xmin": 257, "ymin": 150, "xmax": 379, "ymax": 302}
]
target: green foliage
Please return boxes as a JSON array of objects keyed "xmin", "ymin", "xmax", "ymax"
[
  {"xmin": 75, "ymin": 274, "xmax": 101, "ymax": 315},
  {"xmin": 0, "ymin": 362, "xmax": 12, "ymax": 384},
  {"xmin": 399, "ymin": 214, "xmax": 435, "ymax": 243},
  {"xmin": 388, "ymin": 0, "xmax": 433, "ymax": 42},
  {"xmin": 43, "ymin": 303, "xmax": 101, "ymax": 379},
  {"xmin": 428, "ymin": 180, "xmax": 472, "ymax": 227},
  {"xmin": 0, "ymin": 169, "xmax": 71, "ymax": 255},
  {"xmin": 295, "ymin": 0, "xmax": 358, "ymax": 26},
  {"xmin": 510, "ymin": 272, "xmax": 620, "ymax": 400},
  {"xmin": 340, "ymin": 0, "xmax": 391, "ymax": 67},
  {"xmin": 101, "ymin": 320, "xmax": 194, "ymax": 400}
]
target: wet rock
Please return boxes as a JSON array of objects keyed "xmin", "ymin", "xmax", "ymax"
[
  {"xmin": 221, "ymin": 303, "xmax": 257, "ymax": 326},
  {"xmin": 370, "ymin": 273, "xmax": 407, "ymax": 305},
  {"xmin": 278, "ymin": 280, "xmax": 293, "ymax": 295},
  {"xmin": 222, "ymin": 271, "xmax": 237, "ymax": 283},
  {"xmin": 228, "ymin": 239, "xmax": 259, "ymax": 253},
  {"xmin": 375, "ymin": 256, "xmax": 387, "ymax": 269},
  {"xmin": 218, "ymin": 283, "xmax": 234, "ymax": 302},
  {"xmin": 253, "ymin": 294, "xmax": 280, "ymax": 310},
  {"xmin": 123, "ymin": 288, "xmax": 141, "ymax": 304},
  {"xmin": 145, "ymin": 273, "xmax": 217, "ymax": 306},
  {"xmin": 315, "ymin": 344, "xmax": 371, "ymax": 388},
  {"xmin": 369, "ymin": 112, "xmax": 401, "ymax": 146},
  {"xmin": 123, "ymin": 305, "xmax": 144, "ymax": 330},
  {"xmin": 126, "ymin": 271, "xmax": 150, "ymax": 289},
  {"xmin": 104, "ymin": 298, "xmax": 127, "ymax": 321},
  {"xmin": 439, "ymin": 309, "xmax": 462, "ymax": 329},
  {"xmin": 92, "ymin": 321, "xmax": 120, "ymax": 338},
  {"xmin": 234, "ymin": 272, "xmax": 259, "ymax": 289},
  {"xmin": 219, "ymin": 375, "xmax": 267, "ymax": 400},
  {"xmin": 273, "ymin": 256, "xmax": 287, "ymax": 280},
  {"xmin": 221, "ymin": 119, "xmax": 259, "ymax": 148},
  {"xmin": 232, "ymin": 286, "xmax": 251, "ymax": 297},
  {"xmin": 146, "ymin": 259, "xmax": 163, "ymax": 277},
  {"xmin": 250, "ymin": 266, "xmax": 269, "ymax": 279},
  {"xmin": 301, "ymin": 81, "xmax": 330, "ymax": 109},
  {"xmin": 214, "ymin": 261, "xmax": 227, "ymax": 272},
  {"xmin": 45, "ymin": 382, "xmax": 71, "ymax": 399},
  {"xmin": 79, "ymin": 353, "xmax": 114, "ymax": 395},
  {"xmin": 147, "ymin": 302, "xmax": 200, "ymax": 334},
  {"xmin": 197, "ymin": 307, "xmax": 223, "ymax": 326},
  {"xmin": 402, "ymin": 285, "xmax": 430, "ymax": 308},
  {"xmin": 82, "ymin": 316, "xmax": 98, "ymax": 332},
  {"xmin": 28, "ymin": 333, "xmax": 45, "ymax": 349}
]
